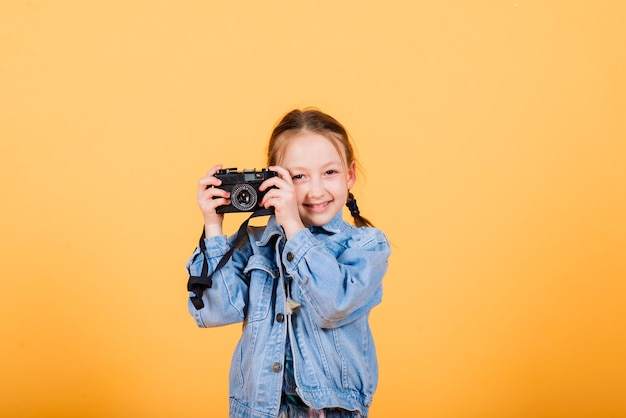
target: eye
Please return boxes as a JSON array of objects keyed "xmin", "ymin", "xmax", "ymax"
[
  {"xmin": 292, "ymin": 174, "xmax": 305, "ymax": 181},
  {"xmin": 324, "ymin": 169, "xmax": 338, "ymax": 176}
]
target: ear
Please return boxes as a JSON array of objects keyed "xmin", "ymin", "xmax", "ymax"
[{"xmin": 347, "ymin": 161, "xmax": 356, "ymax": 190}]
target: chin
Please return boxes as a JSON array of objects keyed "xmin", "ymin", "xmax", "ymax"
[{"xmin": 305, "ymin": 215, "xmax": 331, "ymax": 228}]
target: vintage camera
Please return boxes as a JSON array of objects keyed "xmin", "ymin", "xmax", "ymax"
[{"xmin": 214, "ymin": 168, "xmax": 278, "ymax": 213}]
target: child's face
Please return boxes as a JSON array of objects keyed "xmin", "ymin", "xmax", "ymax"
[{"xmin": 280, "ymin": 131, "xmax": 356, "ymax": 228}]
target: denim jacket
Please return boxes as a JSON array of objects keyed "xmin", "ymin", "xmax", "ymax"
[{"xmin": 186, "ymin": 212, "xmax": 391, "ymax": 418}]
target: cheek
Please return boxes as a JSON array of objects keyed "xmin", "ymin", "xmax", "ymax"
[
  {"xmin": 293, "ymin": 186, "xmax": 307, "ymax": 203},
  {"xmin": 330, "ymin": 182, "xmax": 349, "ymax": 201}
]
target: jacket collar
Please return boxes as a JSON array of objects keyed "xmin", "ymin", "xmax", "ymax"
[{"xmin": 256, "ymin": 211, "xmax": 346, "ymax": 246}]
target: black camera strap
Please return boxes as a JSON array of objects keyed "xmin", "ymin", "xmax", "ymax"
[{"xmin": 187, "ymin": 208, "xmax": 274, "ymax": 310}]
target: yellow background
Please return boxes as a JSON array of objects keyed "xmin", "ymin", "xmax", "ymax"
[{"xmin": 1, "ymin": 1, "xmax": 625, "ymax": 417}]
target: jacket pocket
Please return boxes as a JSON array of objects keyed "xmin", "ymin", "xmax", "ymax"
[{"xmin": 243, "ymin": 254, "xmax": 277, "ymax": 322}]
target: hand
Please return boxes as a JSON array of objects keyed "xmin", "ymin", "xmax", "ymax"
[
  {"xmin": 197, "ymin": 164, "xmax": 229, "ymax": 236},
  {"xmin": 259, "ymin": 166, "xmax": 305, "ymax": 238}
]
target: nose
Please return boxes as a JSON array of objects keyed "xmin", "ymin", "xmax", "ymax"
[{"xmin": 307, "ymin": 176, "xmax": 324, "ymax": 198}]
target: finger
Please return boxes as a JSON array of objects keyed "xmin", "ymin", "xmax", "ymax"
[
  {"xmin": 260, "ymin": 188, "xmax": 278, "ymax": 207},
  {"xmin": 260, "ymin": 167, "xmax": 290, "ymax": 191},
  {"xmin": 200, "ymin": 187, "xmax": 230, "ymax": 201},
  {"xmin": 203, "ymin": 196, "xmax": 230, "ymax": 209},
  {"xmin": 198, "ymin": 177, "xmax": 221, "ymax": 193},
  {"xmin": 268, "ymin": 165, "xmax": 291, "ymax": 182},
  {"xmin": 198, "ymin": 164, "xmax": 224, "ymax": 190},
  {"xmin": 199, "ymin": 190, "xmax": 231, "ymax": 212},
  {"xmin": 262, "ymin": 196, "xmax": 277, "ymax": 209},
  {"xmin": 206, "ymin": 164, "xmax": 223, "ymax": 176}
]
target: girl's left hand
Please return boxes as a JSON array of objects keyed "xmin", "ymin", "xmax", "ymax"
[{"xmin": 259, "ymin": 166, "xmax": 305, "ymax": 238}]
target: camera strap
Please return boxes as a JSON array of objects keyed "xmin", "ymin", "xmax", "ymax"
[{"xmin": 187, "ymin": 208, "xmax": 274, "ymax": 310}]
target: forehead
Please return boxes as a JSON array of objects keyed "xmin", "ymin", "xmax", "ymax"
[{"xmin": 280, "ymin": 131, "xmax": 346, "ymax": 165}]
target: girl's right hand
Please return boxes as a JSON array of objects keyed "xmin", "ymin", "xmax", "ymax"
[{"xmin": 197, "ymin": 164, "xmax": 230, "ymax": 236}]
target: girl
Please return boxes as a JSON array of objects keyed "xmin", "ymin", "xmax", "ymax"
[{"xmin": 187, "ymin": 108, "xmax": 391, "ymax": 418}]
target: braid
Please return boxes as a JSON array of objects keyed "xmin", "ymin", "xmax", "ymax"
[{"xmin": 346, "ymin": 192, "xmax": 374, "ymax": 228}]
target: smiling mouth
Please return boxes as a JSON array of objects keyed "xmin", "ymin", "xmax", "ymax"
[{"xmin": 304, "ymin": 201, "xmax": 332, "ymax": 211}]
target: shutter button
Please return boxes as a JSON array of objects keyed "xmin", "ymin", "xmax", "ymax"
[
  {"xmin": 286, "ymin": 252, "xmax": 294, "ymax": 262},
  {"xmin": 272, "ymin": 362, "xmax": 282, "ymax": 372}
]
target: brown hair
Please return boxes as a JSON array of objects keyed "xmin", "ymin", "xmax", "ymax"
[{"xmin": 266, "ymin": 108, "xmax": 374, "ymax": 227}]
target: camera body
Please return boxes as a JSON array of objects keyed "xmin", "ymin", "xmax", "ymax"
[{"xmin": 214, "ymin": 168, "xmax": 278, "ymax": 213}]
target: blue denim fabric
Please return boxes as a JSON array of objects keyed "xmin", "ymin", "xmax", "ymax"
[{"xmin": 187, "ymin": 212, "xmax": 391, "ymax": 418}]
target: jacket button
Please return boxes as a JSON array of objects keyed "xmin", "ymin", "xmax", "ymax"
[
  {"xmin": 272, "ymin": 362, "xmax": 282, "ymax": 372},
  {"xmin": 286, "ymin": 252, "xmax": 294, "ymax": 262},
  {"xmin": 276, "ymin": 313, "xmax": 285, "ymax": 322}
]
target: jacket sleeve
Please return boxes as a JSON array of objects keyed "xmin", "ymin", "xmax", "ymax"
[
  {"xmin": 186, "ymin": 234, "xmax": 251, "ymax": 328},
  {"xmin": 282, "ymin": 227, "xmax": 391, "ymax": 329}
]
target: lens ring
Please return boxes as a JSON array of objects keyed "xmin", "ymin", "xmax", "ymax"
[{"xmin": 230, "ymin": 183, "xmax": 258, "ymax": 211}]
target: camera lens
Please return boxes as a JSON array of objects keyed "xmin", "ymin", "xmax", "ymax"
[
  {"xmin": 237, "ymin": 190, "xmax": 251, "ymax": 205},
  {"xmin": 231, "ymin": 183, "xmax": 258, "ymax": 211}
]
